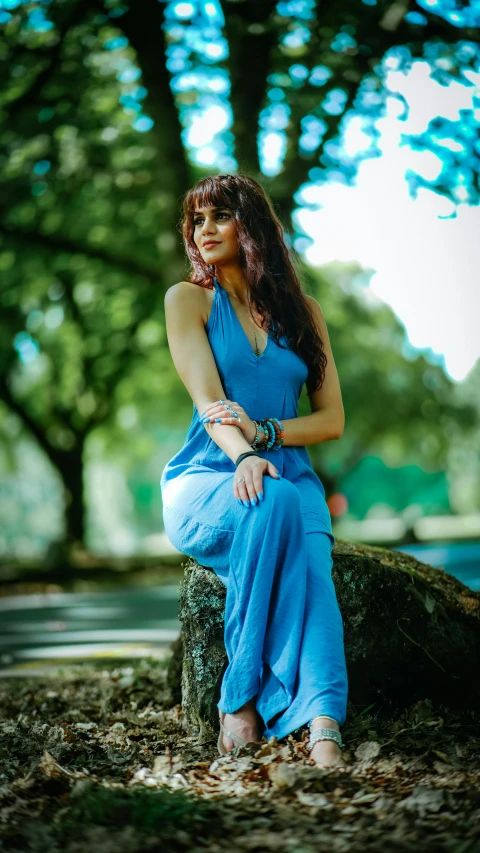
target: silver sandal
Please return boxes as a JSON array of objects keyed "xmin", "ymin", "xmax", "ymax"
[{"xmin": 217, "ymin": 710, "xmax": 249, "ymax": 755}]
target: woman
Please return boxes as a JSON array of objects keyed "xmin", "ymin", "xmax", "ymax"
[{"xmin": 161, "ymin": 173, "xmax": 348, "ymax": 769}]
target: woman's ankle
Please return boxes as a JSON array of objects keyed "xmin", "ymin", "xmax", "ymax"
[
  {"xmin": 310, "ymin": 715, "xmax": 340, "ymax": 731},
  {"xmin": 232, "ymin": 698, "xmax": 257, "ymax": 715}
]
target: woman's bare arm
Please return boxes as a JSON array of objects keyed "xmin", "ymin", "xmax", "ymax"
[
  {"xmin": 272, "ymin": 295, "xmax": 344, "ymax": 446},
  {"xmin": 164, "ymin": 281, "xmax": 253, "ymax": 464}
]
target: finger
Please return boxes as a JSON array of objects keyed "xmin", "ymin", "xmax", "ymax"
[
  {"xmin": 253, "ymin": 470, "xmax": 264, "ymax": 501},
  {"xmin": 203, "ymin": 413, "xmax": 224, "ymax": 424},
  {"xmin": 235, "ymin": 476, "xmax": 250, "ymax": 506},
  {"xmin": 213, "ymin": 416, "xmax": 241, "ymax": 425},
  {"xmin": 203, "ymin": 403, "xmax": 239, "ymax": 423},
  {"xmin": 235, "ymin": 482, "xmax": 247, "ymax": 501},
  {"xmin": 216, "ymin": 402, "xmax": 240, "ymax": 417},
  {"xmin": 244, "ymin": 475, "xmax": 258, "ymax": 505},
  {"xmin": 236, "ymin": 470, "xmax": 256, "ymax": 505},
  {"xmin": 215, "ymin": 400, "xmax": 240, "ymax": 415},
  {"xmin": 205, "ymin": 411, "xmax": 242, "ymax": 426},
  {"xmin": 201, "ymin": 404, "xmax": 223, "ymax": 421},
  {"xmin": 201, "ymin": 399, "xmax": 231, "ymax": 418}
]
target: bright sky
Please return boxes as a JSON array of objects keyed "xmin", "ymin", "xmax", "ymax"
[{"xmin": 295, "ymin": 60, "xmax": 479, "ymax": 383}]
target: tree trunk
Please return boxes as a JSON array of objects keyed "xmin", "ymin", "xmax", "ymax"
[
  {"xmin": 44, "ymin": 445, "xmax": 87, "ymax": 570},
  {"xmin": 62, "ymin": 446, "xmax": 86, "ymax": 547},
  {"xmin": 114, "ymin": 0, "xmax": 191, "ymax": 281},
  {"xmin": 223, "ymin": 1, "xmax": 279, "ymax": 176},
  {"xmin": 167, "ymin": 542, "xmax": 480, "ymax": 745}
]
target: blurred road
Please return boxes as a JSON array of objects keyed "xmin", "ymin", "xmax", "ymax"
[
  {"xmin": 0, "ymin": 541, "xmax": 478, "ymax": 676},
  {"xmin": 0, "ymin": 584, "xmax": 181, "ymax": 676}
]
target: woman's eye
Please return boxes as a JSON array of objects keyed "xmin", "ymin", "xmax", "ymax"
[{"xmin": 194, "ymin": 211, "xmax": 229, "ymax": 226}]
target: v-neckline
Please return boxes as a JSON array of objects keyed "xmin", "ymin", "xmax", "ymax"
[{"xmin": 215, "ymin": 277, "xmax": 270, "ymax": 359}]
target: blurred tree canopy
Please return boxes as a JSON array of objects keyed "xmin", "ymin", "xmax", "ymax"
[{"xmin": 0, "ymin": 0, "xmax": 478, "ymax": 553}]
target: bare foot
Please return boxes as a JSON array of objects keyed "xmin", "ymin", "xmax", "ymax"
[
  {"xmin": 310, "ymin": 739, "xmax": 347, "ymax": 769},
  {"xmin": 308, "ymin": 717, "xmax": 347, "ymax": 770},
  {"xmin": 220, "ymin": 699, "xmax": 262, "ymax": 753}
]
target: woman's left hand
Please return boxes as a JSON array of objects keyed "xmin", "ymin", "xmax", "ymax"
[{"xmin": 201, "ymin": 399, "xmax": 257, "ymax": 445}]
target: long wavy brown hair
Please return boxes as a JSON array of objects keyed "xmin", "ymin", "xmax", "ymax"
[{"xmin": 180, "ymin": 173, "xmax": 327, "ymax": 394}]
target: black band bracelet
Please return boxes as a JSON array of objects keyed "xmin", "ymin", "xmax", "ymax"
[{"xmin": 235, "ymin": 451, "xmax": 260, "ymax": 468}]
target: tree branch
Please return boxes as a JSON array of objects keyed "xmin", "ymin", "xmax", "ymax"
[
  {"xmin": 222, "ymin": 0, "xmax": 280, "ymax": 174},
  {"xmin": 266, "ymin": 0, "xmax": 479, "ymax": 224},
  {"xmin": 0, "ymin": 222, "xmax": 163, "ymax": 286},
  {"xmin": 110, "ymin": 0, "xmax": 191, "ymax": 200},
  {"xmin": 0, "ymin": 372, "xmax": 66, "ymax": 470},
  {"xmin": 2, "ymin": 0, "xmax": 95, "ymax": 124}
]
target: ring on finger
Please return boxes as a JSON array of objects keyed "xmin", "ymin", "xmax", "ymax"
[{"xmin": 224, "ymin": 402, "xmax": 239, "ymax": 419}]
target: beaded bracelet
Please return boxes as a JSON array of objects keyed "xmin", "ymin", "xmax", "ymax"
[
  {"xmin": 252, "ymin": 420, "xmax": 267, "ymax": 449},
  {"xmin": 270, "ymin": 418, "xmax": 284, "ymax": 450},
  {"xmin": 251, "ymin": 422, "xmax": 261, "ymax": 447},
  {"xmin": 267, "ymin": 417, "xmax": 284, "ymax": 450},
  {"xmin": 266, "ymin": 419, "xmax": 275, "ymax": 449},
  {"xmin": 250, "ymin": 417, "xmax": 284, "ymax": 451},
  {"xmin": 271, "ymin": 418, "xmax": 284, "ymax": 449},
  {"xmin": 251, "ymin": 419, "xmax": 268, "ymax": 451},
  {"xmin": 251, "ymin": 421, "xmax": 264, "ymax": 451}
]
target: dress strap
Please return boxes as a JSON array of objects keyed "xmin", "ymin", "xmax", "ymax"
[{"xmin": 205, "ymin": 279, "xmax": 219, "ymax": 333}]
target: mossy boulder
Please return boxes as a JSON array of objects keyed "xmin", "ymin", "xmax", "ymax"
[{"xmin": 167, "ymin": 541, "xmax": 480, "ymax": 744}]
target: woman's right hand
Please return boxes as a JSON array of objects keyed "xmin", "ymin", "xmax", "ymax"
[{"xmin": 233, "ymin": 455, "xmax": 281, "ymax": 506}]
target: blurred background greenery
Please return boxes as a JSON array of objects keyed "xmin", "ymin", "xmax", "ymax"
[{"xmin": 0, "ymin": 0, "xmax": 479, "ymax": 572}]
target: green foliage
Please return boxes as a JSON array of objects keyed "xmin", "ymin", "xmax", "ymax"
[
  {"xmin": 0, "ymin": 1, "xmax": 478, "ymax": 549},
  {"xmin": 300, "ymin": 261, "xmax": 477, "ymax": 483},
  {"xmin": 57, "ymin": 784, "xmax": 212, "ymax": 837}
]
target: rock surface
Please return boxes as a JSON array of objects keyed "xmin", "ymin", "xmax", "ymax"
[{"xmin": 167, "ymin": 542, "xmax": 480, "ymax": 743}]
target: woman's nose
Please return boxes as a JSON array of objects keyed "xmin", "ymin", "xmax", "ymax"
[{"xmin": 202, "ymin": 218, "xmax": 216, "ymax": 235}]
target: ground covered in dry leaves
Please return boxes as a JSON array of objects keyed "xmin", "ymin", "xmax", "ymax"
[{"xmin": 0, "ymin": 658, "xmax": 479, "ymax": 853}]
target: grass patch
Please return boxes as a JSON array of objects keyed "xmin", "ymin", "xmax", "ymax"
[{"xmin": 56, "ymin": 784, "xmax": 212, "ymax": 839}]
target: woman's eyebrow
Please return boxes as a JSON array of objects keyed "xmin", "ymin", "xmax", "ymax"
[{"xmin": 194, "ymin": 206, "xmax": 230, "ymax": 214}]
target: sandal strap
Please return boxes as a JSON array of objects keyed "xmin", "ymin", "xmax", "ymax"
[{"xmin": 220, "ymin": 721, "xmax": 248, "ymax": 748}]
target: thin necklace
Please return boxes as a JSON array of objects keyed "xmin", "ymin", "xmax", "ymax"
[{"xmin": 227, "ymin": 284, "xmax": 263, "ymax": 355}]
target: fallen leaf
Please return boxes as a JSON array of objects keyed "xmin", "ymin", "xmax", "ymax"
[{"xmin": 354, "ymin": 741, "xmax": 381, "ymax": 761}]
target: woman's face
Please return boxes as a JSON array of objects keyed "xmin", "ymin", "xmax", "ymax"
[{"xmin": 193, "ymin": 205, "xmax": 239, "ymax": 266}]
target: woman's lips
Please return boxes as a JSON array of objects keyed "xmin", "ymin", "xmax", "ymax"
[{"xmin": 203, "ymin": 241, "xmax": 220, "ymax": 249}]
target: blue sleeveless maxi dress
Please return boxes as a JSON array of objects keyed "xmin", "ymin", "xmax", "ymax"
[{"xmin": 160, "ymin": 276, "xmax": 348, "ymax": 740}]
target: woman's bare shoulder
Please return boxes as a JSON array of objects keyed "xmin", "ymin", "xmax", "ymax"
[{"xmin": 165, "ymin": 280, "xmax": 213, "ymax": 328}]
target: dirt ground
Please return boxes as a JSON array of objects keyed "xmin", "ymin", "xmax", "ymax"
[{"xmin": 1, "ymin": 657, "xmax": 479, "ymax": 853}]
